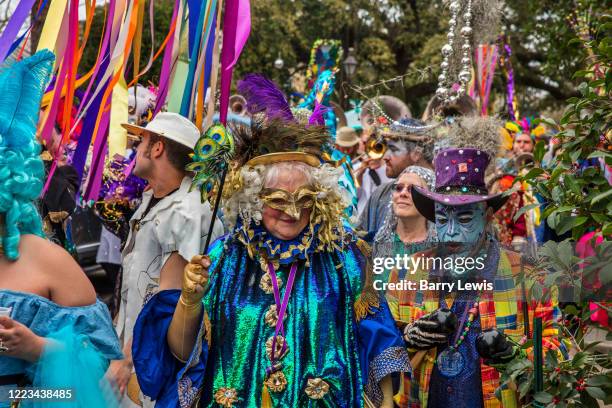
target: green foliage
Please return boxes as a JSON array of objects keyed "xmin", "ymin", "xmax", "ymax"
[
  {"xmin": 518, "ymin": 12, "xmax": 611, "ymax": 240},
  {"xmin": 74, "ymin": 0, "xmax": 608, "ymax": 116},
  {"xmin": 500, "ymin": 344, "xmax": 612, "ymax": 408},
  {"xmin": 505, "ymin": 235, "xmax": 612, "ymax": 406}
]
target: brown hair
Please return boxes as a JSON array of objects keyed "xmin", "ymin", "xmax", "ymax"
[{"xmin": 145, "ymin": 133, "xmax": 193, "ymax": 172}]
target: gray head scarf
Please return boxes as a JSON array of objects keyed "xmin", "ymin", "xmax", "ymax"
[{"xmin": 373, "ymin": 166, "xmax": 437, "ymax": 265}]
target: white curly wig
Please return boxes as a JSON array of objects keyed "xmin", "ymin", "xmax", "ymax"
[{"xmin": 223, "ymin": 161, "xmax": 351, "ymax": 232}]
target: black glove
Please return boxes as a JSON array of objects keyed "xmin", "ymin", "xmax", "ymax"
[
  {"xmin": 403, "ymin": 308, "xmax": 457, "ymax": 350},
  {"xmin": 476, "ymin": 329, "xmax": 518, "ymax": 366}
]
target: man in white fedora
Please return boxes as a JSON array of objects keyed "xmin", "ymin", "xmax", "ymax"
[{"xmin": 107, "ymin": 112, "xmax": 224, "ymax": 407}]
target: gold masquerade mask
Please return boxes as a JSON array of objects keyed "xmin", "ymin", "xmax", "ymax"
[{"xmin": 259, "ymin": 186, "xmax": 318, "ymax": 220}]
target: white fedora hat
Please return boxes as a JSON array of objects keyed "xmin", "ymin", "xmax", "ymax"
[{"xmin": 122, "ymin": 112, "xmax": 200, "ymax": 150}]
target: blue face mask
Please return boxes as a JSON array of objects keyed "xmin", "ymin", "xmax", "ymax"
[
  {"xmin": 435, "ymin": 202, "xmax": 487, "ymax": 245},
  {"xmin": 434, "ymin": 202, "xmax": 488, "ymax": 278}
]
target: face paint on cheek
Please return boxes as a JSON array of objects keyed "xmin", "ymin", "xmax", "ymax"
[{"xmin": 385, "ymin": 141, "xmax": 408, "ymax": 158}]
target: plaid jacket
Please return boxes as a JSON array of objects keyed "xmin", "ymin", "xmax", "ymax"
[{"xmin": 386, "ymin": 249, "xmax": 562, "ymax": 408}]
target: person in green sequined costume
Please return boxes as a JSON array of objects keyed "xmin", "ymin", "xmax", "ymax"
[{"xmin": 132, "ymin": 78, "xmax": 412, "ymax": 406}]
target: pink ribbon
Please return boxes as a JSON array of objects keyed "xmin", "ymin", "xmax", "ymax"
[{"xmin": 218, "ymin": 0, "xmax": 250, "ymax": 124}]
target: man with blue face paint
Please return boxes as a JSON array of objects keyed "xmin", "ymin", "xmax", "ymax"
[{"xmin": 390, "ymin": 117, "xmax": 566, "ymax": 408}]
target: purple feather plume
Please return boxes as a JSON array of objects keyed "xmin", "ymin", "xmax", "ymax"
[
  {"xmin": 237, "ymin": 74, "xmax": 294, "ymax": 122},
  {"xmin": 308, "ymin": 100, "xmax": 329, "ymax": 126}
]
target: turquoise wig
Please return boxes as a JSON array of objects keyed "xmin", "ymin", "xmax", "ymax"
[{"xmin": 0, "ymin": 50, "xmax": 54, "ymax": 260}]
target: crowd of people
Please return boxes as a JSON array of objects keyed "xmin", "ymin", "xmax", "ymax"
[{"xmin": 0, "ymin": 35, "xmax": 606, "ymax": 408}]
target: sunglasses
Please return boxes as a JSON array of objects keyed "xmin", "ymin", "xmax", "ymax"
[{"xmin": 393, "ymin": 183, "xmax": 413, "ymax": 193}]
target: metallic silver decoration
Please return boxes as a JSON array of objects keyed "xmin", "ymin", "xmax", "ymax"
[
  {"xmin": 436, "ymin": 87, "xmax": 449, "ymax": 99},
  {"xmin": 435, "ymin": 0, "xmax": 474, "ymax": 106},
  {"xmin": 441, "ymin": 44, "xmax": 454, "ymax": 56},
  {"xmin": 459, "ymin": 70, "xmax": 471, "ymax": 82}
]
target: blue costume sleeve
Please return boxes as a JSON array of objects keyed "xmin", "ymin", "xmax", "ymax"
[
  {"xmin": 132, "ymin": 290, "xmax": 208, "ymax": 408},
  {"xmin": 349, "ymin": 240, "xmax": 411, "ymax": 406},
  {"xmin": 358, "ymin": 299, "xmax": 412, "ymax": 406},
  {"xmin": 132, "ymin": 237, "xmax": 226, "ymax": 408}
]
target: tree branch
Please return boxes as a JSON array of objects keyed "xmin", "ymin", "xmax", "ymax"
[
  {"xmin": 403, "ymin": 82, "xmax": 437, "ymax": 102},
  {"xmin": 408, "ymin": 0, "xmax": 421, "ymax": 33},
  {"xmin": 515, "ymin": 69, "xmax": 579, "ymax": 101}
]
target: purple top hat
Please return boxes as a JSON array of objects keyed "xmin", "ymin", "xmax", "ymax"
[{"xmin": 411, "ymin": 147, "xmax": 509, "ymax": 221}]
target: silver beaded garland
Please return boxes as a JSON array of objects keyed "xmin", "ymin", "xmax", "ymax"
[{"xmin": 436, "ymin": 0, "xmax": 474, "ymax": 105}]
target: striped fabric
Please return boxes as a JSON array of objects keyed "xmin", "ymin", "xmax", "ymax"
[{"xmin": 386, "ymin": 249, "xmax": 562, "ymax": 408}]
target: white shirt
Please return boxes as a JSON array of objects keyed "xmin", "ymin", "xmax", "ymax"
[
  {"xmin": 354, "ymin": 161, "xmax": 392, "ymax": 216},
  {"xmin": 116, "ymin": 176, "xmax": 224, "ymax": 344}
]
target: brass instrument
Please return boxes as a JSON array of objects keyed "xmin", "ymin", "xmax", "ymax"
[
  {"xmin": 229, "ymin": 94, "xmax": 248, "ymax": 116},
  {"xmin": 514, "ymin": 152, "xmax": 534, "ymax": 169},
  {"xmin": 351, "ymin": 134, "xmax": 388, "ymax": 164}
]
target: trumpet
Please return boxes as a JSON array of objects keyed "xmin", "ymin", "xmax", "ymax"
[{"xmin": 351, "ymin": 135, "xmax": 388, "ymax": 164}]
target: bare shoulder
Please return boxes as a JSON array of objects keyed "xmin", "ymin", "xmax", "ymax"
[{"xmin": 20, "ymin": 235, "xmax": 97, "ymax": 307}]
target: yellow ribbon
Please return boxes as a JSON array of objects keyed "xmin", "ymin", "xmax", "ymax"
[
  {"xmin": 109, "ymin": 71, "xmax": 129, "ymax": 157},
  {"xmin": 36, "ymin": 0, "xmax": 69, "ymax": 55}
]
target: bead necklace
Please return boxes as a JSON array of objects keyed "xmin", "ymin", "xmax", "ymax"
[
  {"xmin": 435, "ymin": 0, "xmax": 474, "ymax": 104},
  {"xmin": 435, "ymin": 294, "xmax": 480, "ymax": 378},
  {"xmin": 448, "ymin": 296, "xmax": 480, "ymax": 352}
]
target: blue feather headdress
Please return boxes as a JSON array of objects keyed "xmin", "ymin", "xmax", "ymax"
[{"xmin": 0, "ymin": 50, "xmax": 55, "ymax": 260}]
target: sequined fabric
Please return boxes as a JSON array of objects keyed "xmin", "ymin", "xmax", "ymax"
[
  {"xmin": 198, "ymin": 235, "xmax": 365, "ymax": 407},
  {"xmin": 133, "ymin": 229, "xmax": 411, "ymax": 407}
]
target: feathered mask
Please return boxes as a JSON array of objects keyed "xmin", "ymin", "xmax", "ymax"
[{"xmin": 188, "ymin": 74, "xmax": 332, "ymax": 204}]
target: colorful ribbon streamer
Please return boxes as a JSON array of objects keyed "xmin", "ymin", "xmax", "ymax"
[{"xmin": 219, "ymin": 0, "xmax": 251, "ymax": 125}]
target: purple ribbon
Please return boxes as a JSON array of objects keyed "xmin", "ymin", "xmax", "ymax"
[
  {"xmin": 83, "ymin": 104, "xmax": 111, "ymax": 201},
  {"xmin": 504, "ymin": 43, "xmax": 516, "ymax": 121},
  {"xmin": 0, "ymin": 0, "xmax": 37, "ymax": 63},
  {"xmin": 267, "ymin": 262, "xmax": 298, "ymax": 366}
]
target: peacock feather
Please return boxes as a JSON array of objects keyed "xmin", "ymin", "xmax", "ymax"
[{"xmin": 188, "ymin": 124, "xmax": 236, "ymax": 204}]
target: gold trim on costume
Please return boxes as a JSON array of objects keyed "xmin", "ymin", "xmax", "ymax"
[
  {"xmin": 246, "ymin": 152, "xmax": 321, "ymax": 168},
  {"xmin": 305, "ymin": 378, "xmax": 330, "ymax": 399}
]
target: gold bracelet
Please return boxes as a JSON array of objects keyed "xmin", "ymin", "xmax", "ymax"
[{"xmin": 179, "ymin": 295, "xmax": 203, "ymax": 312}]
